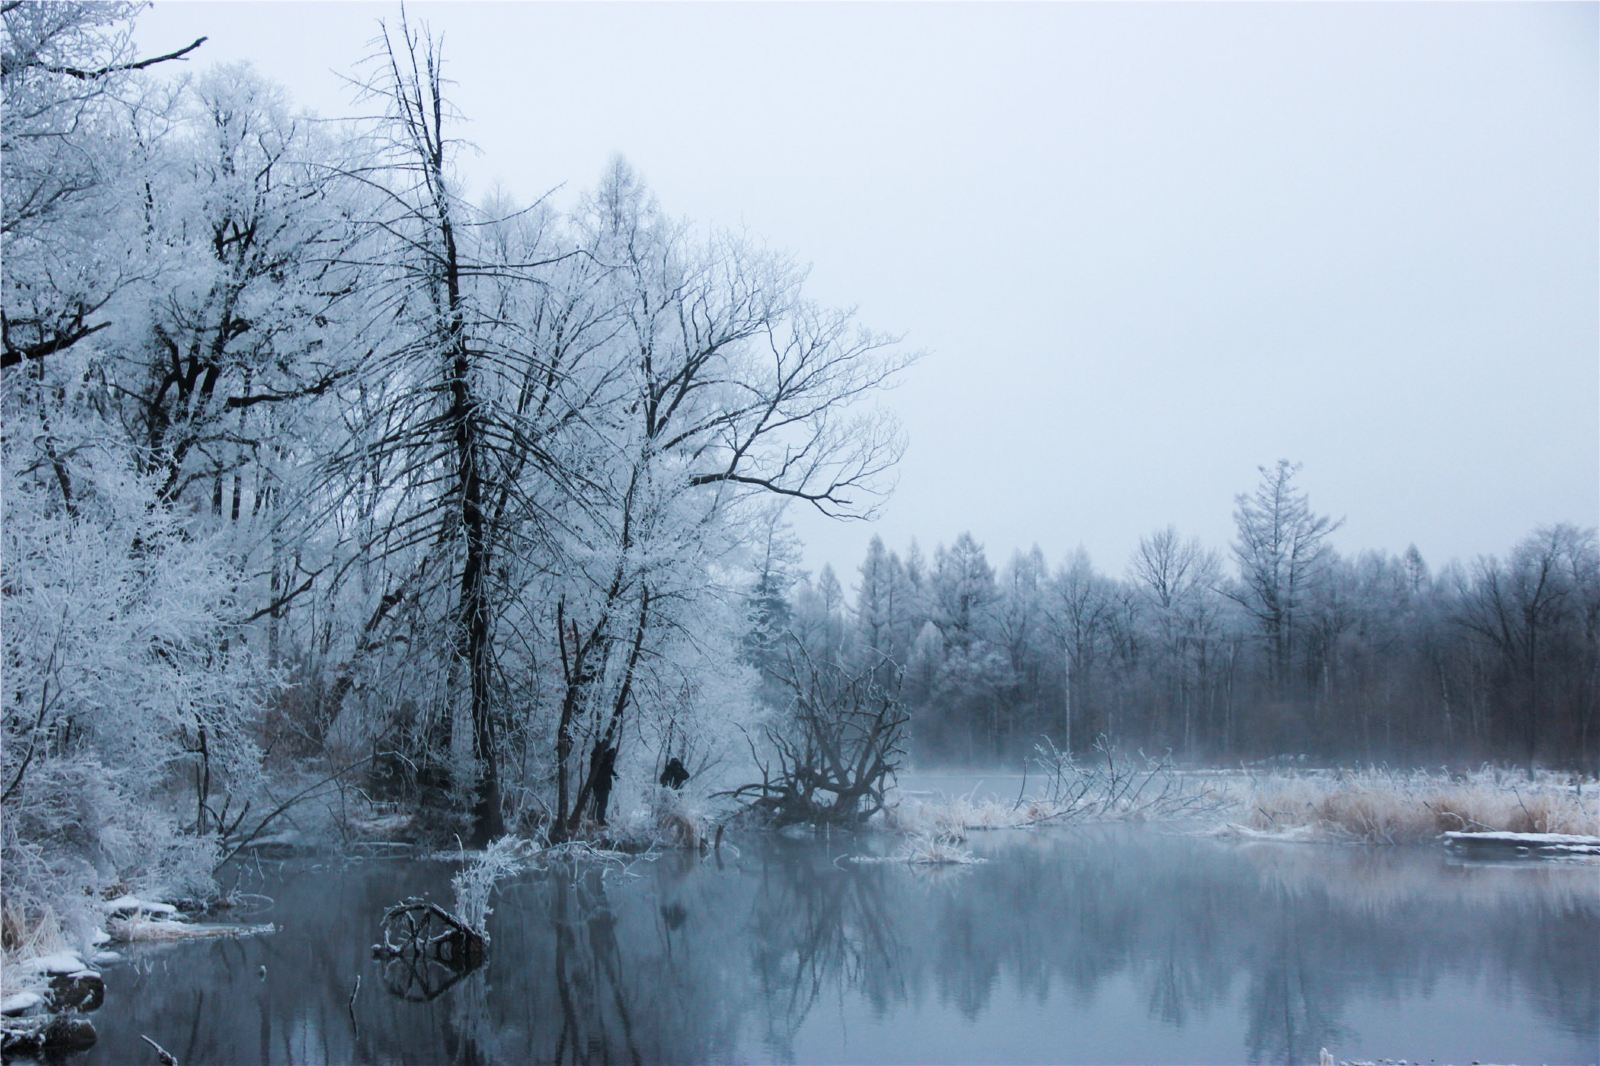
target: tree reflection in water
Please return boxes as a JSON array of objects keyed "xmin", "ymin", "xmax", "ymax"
[{"xmin": 79, "ymin": 827, "xmax": 1599, "ymax": 1065}]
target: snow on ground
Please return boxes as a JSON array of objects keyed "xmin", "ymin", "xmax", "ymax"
[
  {"xmin": 0, "ymin": 993, "xmax": 43, "ymax": 1017},
  {"xmin": 889, "ymin": 765, "xmax": 1599, "ymax": 850},
  {"xmin": 883, "ymin": 794, "xmax": 1073, "ymax": 837},
  {"xmin": 1203, "ymin": 821, "xmax": 1331, "ymax": 844},
  {"xmin": 0, "ymin": 953, "xmax": 96, "ymax": 1019},
  {"xmin": 1443, "ymin": 830, "xmax": 1600, "ymax": 856},
  {"xmin": 346, "ymin": 810, "xmax": 414, "ymax": 836},
  {"xmin": 14, "ymin": 953, "xmax": 92, "ymax": 976},
  {"xmin": 101, "ymin": 895, "xmax": 177, "ymax": 918}
]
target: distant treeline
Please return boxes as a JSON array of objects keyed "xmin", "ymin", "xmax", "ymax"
[{"xmin": 758, "ymin": 462, "xmax": 1599, "ymax": 770}]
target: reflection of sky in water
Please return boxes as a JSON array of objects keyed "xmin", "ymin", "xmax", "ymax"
[{"xmin": 80, "ymin": 824, "xmax": 1598, "ymax": 1065}]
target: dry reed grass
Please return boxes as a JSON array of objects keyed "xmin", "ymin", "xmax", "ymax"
[
  {"xmin": 1245, "ymin": 769, "xmax": 1599, "ymax": 844},
  {"xmin": 0, "ymin": 903, "xmax": 72, "ymax": 1003}
]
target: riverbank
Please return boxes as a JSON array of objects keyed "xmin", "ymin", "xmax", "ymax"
[{"xmin": 7, "ymin": 764, "xmax": 1594, "ymax": 1060}]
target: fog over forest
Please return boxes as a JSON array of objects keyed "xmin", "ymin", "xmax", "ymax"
[
  {"xmin": 776, "ymin": 473, "xmax": 1598, "ymax": 769},
  {"xmin": 1, "ymin": 4, "xmax": 1595, "ymax": 1065}
]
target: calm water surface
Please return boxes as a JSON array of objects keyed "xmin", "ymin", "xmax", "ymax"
[{"xmin": 75, "ymin": 789, "xmax": 1599, "ymax": 1065}]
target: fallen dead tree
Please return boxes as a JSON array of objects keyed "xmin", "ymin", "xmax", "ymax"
[
  {"xmin": 1443, "ymin": 830, "xmax": 1600, "ymax": 857},
  {"xmin": 719, "ymin": 651, "xmax": 908, "ymax": 828},
  {"xmin": 373, "ymin": 889, "xmax": 492, "ymax": 1002}
]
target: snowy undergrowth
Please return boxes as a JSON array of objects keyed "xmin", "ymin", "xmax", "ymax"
[
  {"xmin": 1236, "ymin": 767, "xmax": 1598, "ymax": 844},
  {"xmin": 884, "ymin": 746, "xmax": 1230, "ymax": 837},
  {"xmin": 1, "ymin": 766, "xmax": 221, "ymax": 987},
  {"xmin": 885, "ymin": 765, "xmax": 1598, "ymax": 849},
  {"xmin": 605, "ymin": 786, "xmax": 716, "ymax": 851}
]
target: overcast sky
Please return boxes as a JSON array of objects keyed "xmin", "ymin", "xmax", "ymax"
[{"xmin": 136, "ymin": 2, "xmax": 1599, "ymax": 584}]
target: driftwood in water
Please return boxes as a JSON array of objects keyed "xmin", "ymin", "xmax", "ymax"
[
  {"xmin": 371, "ymin": 897, "xmax": 486, "ymax": 1001},
  {"xmin": 1443, "ymin": 830, "xmax": 1600, "ymax": 857},
  {"xmin": 373, "ymin": 897, "xmax": 485, "ymax": 968}
]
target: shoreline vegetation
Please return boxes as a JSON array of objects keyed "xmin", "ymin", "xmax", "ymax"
[{"xmin": 4, "ymin": 759, "xmax": 1595, "ymax": 1056}]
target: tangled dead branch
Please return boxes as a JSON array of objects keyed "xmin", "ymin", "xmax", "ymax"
[
  {"xmin": 719, "ymin": 649, "xmax": 908, "ymax": 827},
  {"xmin": 373, "ymin": 898, "xmax": 484, "ymax": 968},
  {"xmin": 371, "ymin": 897, "xmax": 485, "ymax": 1001},
  {"xmin": 1026, "ymin": 737, "xmax": 1227, "ymax": 824}
]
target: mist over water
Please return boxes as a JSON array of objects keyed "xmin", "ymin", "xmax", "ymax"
[{"xmin": 82, "ymin": 814, "xmax": 1598, "ymax": 1066}]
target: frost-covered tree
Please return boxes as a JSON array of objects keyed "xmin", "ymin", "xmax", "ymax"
[
  {"xmin": 745, "ymin": 507, "xmax": 802, "ymax": 691},
  {"xmin": 853, "ymin": 535, "xmax": 897, "ymax": 668},
  {"xmin": 1229, "ymin": 460, "xmax": 1343, "ymax": 699},
  {"xmin": 0, "ymin": 2, "xmax": 281, "ymax": 949},
  {"xmin": 1454, "ymin": 525, "xmax": 1600, "ymax": 766},
  {"xmin": 1130, "ymin": 527, "xmax": 1225, "ymax": 754},
  {"xmin": 540, "ymin": 157, "xmax": 909, "ymax": 836},
  {"xmin": 930, "ymin": 532, "xmax": 997, "ymax": 648}
]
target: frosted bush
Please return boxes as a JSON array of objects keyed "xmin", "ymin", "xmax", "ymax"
[
  {"xmin": 450, "ymin": 836, "xmax": 526, "ymax": 937},
  {"xmin": 2, "ymin": 421, "xmax": 267, "ymax": 959}
]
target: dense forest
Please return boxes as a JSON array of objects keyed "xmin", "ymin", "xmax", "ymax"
[
  {"xmin": 1, "ymin": 2, "xmax": 911, "ymax": 939},
  {"xmin": 2, "ymin": 2, "xmax": 1595, "ymax": 962},
  {"xmin": 774, "ymin": 465, "xmax": 1598, "ymax": 770}
]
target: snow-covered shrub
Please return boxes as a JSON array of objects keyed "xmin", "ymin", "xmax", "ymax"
[
  {"xmin": 450, "ymin": 836, "xmax": 526, "ymax": 937},
  {"xmin": 1033, "ymin": 737, "xmax": 1227, "ymax": 822},
  {"xmin": 2, "ymin": 387, "xmax": 267, "ymax": 952},
  {"xmin": 596, "ymin": 782, "xmax": 718, "ymax": 851}
]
